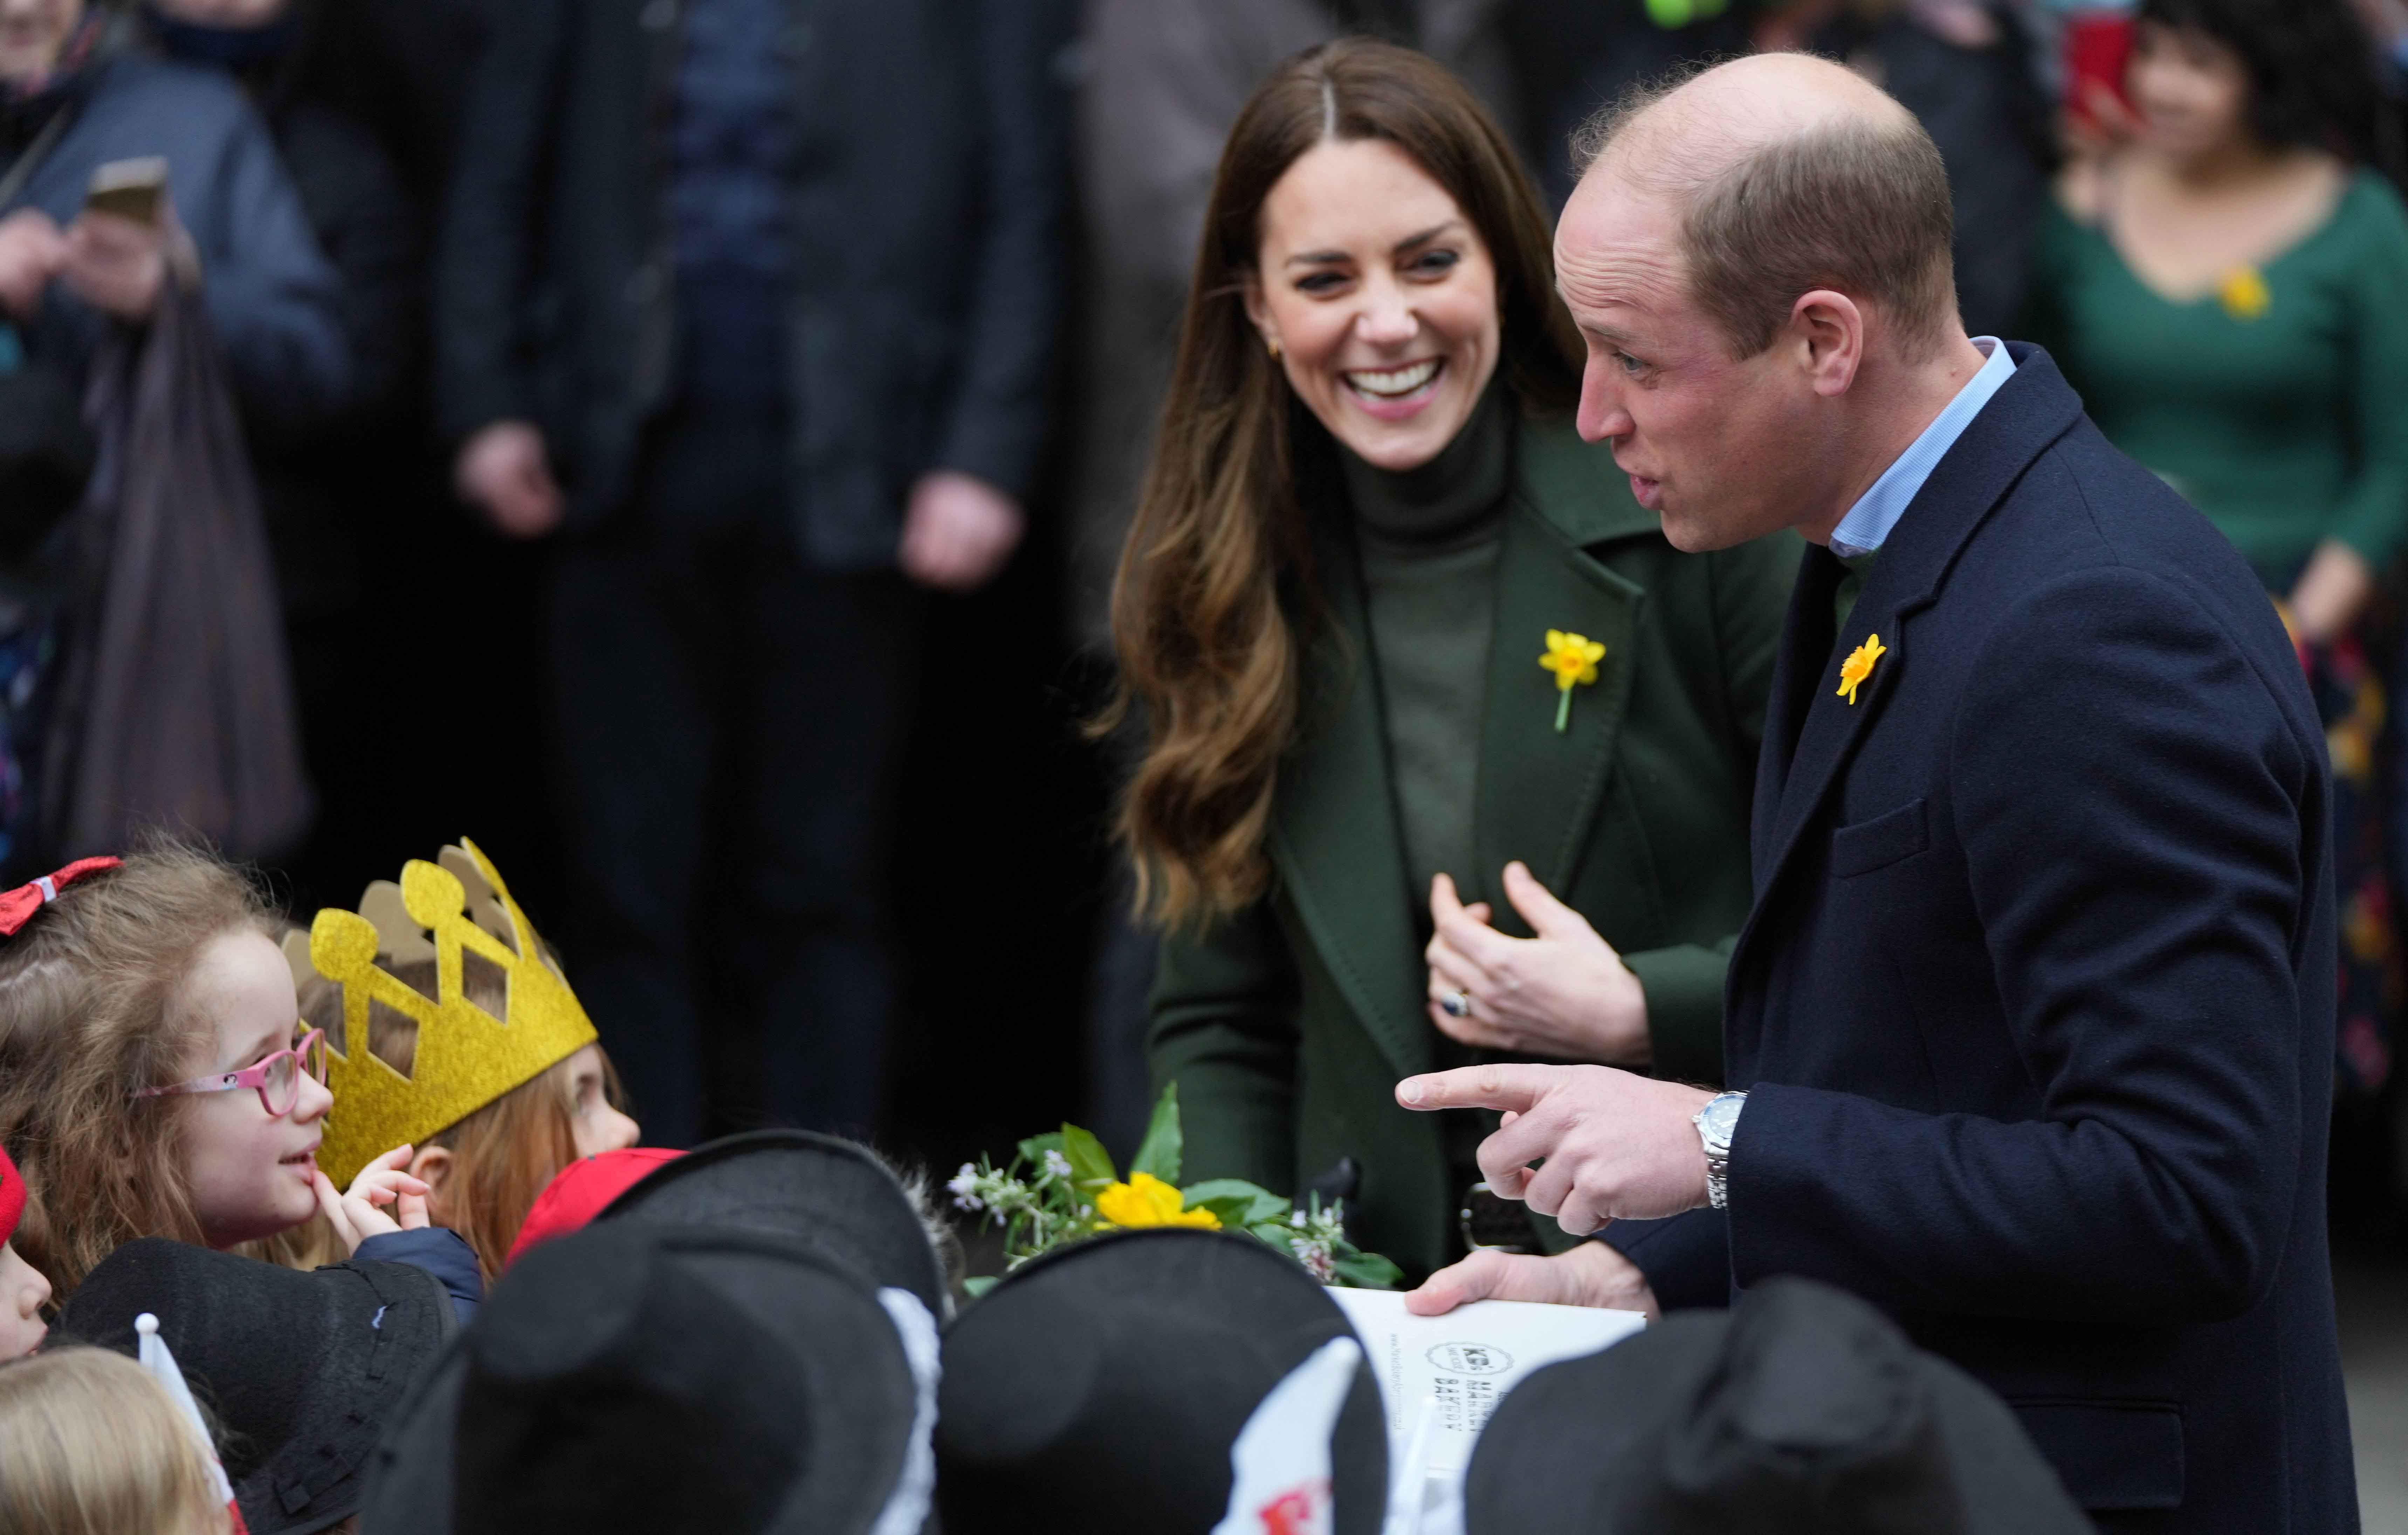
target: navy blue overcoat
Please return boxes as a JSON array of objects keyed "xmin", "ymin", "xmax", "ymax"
[{"xmin": 1612, "ymin": 347, "xmax": 2357, "ymax": 1531}]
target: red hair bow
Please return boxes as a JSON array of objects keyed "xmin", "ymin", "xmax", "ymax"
[{"xmin": 0, "ymin": 857, "xmax": 123, "ymax": 938}]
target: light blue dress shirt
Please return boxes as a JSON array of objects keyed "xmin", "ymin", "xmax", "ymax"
[{"xmin": 1828, "ymin": 338, "xmax": 2017, "ymax": 560}]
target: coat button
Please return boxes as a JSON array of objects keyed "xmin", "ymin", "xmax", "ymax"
[{"xmin": 638, "ymin": 0, "xmax": 676, "ymax": 31}]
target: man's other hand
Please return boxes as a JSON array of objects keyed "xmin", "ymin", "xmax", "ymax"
[
  {"xmin": 456, "ymin": 420, "xmax": 565, "ymax": 538},
  {"xmin": 1397, "ymin": 1063, "xmax": 1715, "ymax": 1235},
  {"xmin": 899, "ymin": 470, "xmax": 1024, "ymax": 591},
  {"xmin": 1406, "ymin": 1240, "xmax": 1660, "ymax": 1320}
]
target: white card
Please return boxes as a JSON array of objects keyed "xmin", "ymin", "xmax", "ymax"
[{"xmin": 1329, "ymin": 1287, "xmax": 1646, "ymax": 1474}]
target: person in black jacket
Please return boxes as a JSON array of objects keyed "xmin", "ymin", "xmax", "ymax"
[
  {"xmin": 139, "ymin": 0, "xmax": 424, "ymax": 912},
  {"xmin": 438, "ymin": 0, "xmax": 1066, "ymax": 1145}
]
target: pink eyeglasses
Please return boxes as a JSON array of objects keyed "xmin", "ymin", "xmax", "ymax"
[{"xmin": 135, "ymin": 1026, "xmax": 328, "ymax": 1116}]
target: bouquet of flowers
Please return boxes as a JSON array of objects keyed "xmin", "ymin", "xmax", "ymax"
[{"xmin": 949, "ymin": 1085, "xmax": 1402, "ymax": 1295}]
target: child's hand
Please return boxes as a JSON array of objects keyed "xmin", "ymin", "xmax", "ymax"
[{"xmin": 312, "ymin": 1145, "xmax": 431, "ymax": 1256}]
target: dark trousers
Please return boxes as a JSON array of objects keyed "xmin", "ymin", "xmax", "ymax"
[{"xmin": 548, "ymin": 403, "xmax": 916, "ymax": 1145}]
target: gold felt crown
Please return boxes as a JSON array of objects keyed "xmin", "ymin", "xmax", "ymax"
[{"xmin": 283, "ymin": 840, "xmax": 597, "ymax": 1188}]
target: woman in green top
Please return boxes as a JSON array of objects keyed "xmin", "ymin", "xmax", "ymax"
[
  {"xmin": 2027, "ymin": 0, "xmax": 2408, "ymax": 1100},
  {"xmin": 1105, "ymin": 39, "xmax": 1791, "ymax": 1279}
]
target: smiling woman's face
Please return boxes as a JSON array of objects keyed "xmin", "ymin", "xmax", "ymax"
[
  {"xmin": 0, "ymin": 0, "xmax": 82, "ymax": 89},
  {"xmin": 1245, "ymin": 136, "xmax": 1502, "ymax": 472}
]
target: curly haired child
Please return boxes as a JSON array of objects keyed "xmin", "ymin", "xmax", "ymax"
[{"xmin": 0, "ymin": 844, "xmax": 438, "ymax": 1305}]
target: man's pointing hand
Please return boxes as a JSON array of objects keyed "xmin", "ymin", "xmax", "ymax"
[{"xmin": 1396, "ymin": 1064, "xmax": 1719, "ymax": 1236}]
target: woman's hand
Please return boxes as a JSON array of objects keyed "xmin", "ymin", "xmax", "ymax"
[
  {"xmin": 1405, "ymin": 1239, "xmax": 1659, "ymax": 1321},
  {"xmin": 1425, "ymin": 862, "xmax": 1650, "ymax": 1065},
  {"xmin": 2287, "ymin": 539, "xmax": 2376, "ymax": 647},
  {"xmin": 312, "ymin": 1144, "xmax": 432, "ymax": 1256},
  {"xmin": 0, "ymin": 208, "xmax": 66, "ymax": 321},
  {"xmin": 59, "ymin": 209, "xmax": 168, "ymax": 321}
]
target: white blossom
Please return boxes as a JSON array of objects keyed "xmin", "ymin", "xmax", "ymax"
[{"xmin": 948, "ymin": 1163, "xmax": 984, "ymax": 1212}]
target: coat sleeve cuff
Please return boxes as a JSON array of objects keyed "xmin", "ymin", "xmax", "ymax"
[
  {"xmin": 1622, "ymin": 942, "xmax": 1730, "ymax": 1086},
  {"xmin": 1596, "ymin": 1206, "xmax": 1730, "ymax": 1311}
]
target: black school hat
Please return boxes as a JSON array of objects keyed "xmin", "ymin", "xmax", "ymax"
[
  {"xmin": 597, "ymin": 1128, "xmax": 948, "ymax": 1313},
  {"xmin": 57, "ymin": 1236, "xmax": 456, "ymax": 1535},
  {"xmin": 1463, "ymin": 1276, "xmax": 2089, "ymax": 1535},
  {"xmin": 934, "ymin": 1228, "xmax": 1390, "ymax": 1534},
  {"xmin": 359, "ymin": 1221, "xmax": 937, "ymax": 1535}
]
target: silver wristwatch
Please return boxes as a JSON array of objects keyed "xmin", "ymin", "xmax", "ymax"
[{"xmin": 1692, "ymin": 1091, "xmax": 1748, "ymax": 1210}]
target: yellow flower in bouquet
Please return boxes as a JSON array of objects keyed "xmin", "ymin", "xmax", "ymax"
[{"xmin": 1094, "ymin": 1172, "xmax": 1221, "ymax": 1231}]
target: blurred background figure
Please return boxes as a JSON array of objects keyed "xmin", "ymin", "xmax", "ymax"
[
  {"xmin": 2023, "ymin": 0, "xmax": 2408, "ymax": 1219},
  {"xmin": 1765, "ymin": 0, "xmax": 2056, "ymax": 336},
  {"xmin": 0, "ymin": 0, "xmax": 341, "ymax": 877},
  {"xmin": 440, "ymin": 0, "xmax": 1067, "ymax": 1146},
  {"xmin": 133, "ymin": 0, "xmax": 421, "ymax": 913}
]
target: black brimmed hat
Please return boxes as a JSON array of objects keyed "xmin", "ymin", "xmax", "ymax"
[
  {"xmin": 56, "ymin": 1236, "xmax": 456, "ymax": 1535},
  {"xmin": 598, "ymin": 1128, "xmax": 947, "ymax": 1312},
  {"xmin": 1463, "ymin": 1277, "xmax": 2088, "ymax": 1534},
  {"xmin": 935, "ymin": 1228, "xmax": 1390, "ymax": 1534},
  {"xmin": 360, "ymin": 1222, "xmax": 934, "ymax": 1535}
]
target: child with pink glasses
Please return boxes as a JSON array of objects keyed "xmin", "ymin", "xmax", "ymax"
[{"xmin": 0, "ymin": 843, "xmax": 473, "ymax": 1315}]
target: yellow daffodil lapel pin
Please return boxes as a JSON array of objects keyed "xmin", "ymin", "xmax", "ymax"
[
  {"xmin": 1836, "ymin": 633, "xmax": 1887, "ymax": 706},
  {"xmin": 1540, "ymin": 629, "xmax": 1606, "ymax": 733}
]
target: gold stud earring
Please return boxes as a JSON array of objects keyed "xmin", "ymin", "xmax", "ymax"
[{"xmin": 1265, "ymin": 335, "xmax": 1282, "ymax": 359}]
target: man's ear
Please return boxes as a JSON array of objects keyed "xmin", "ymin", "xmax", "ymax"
[
  {"xmin": 406, "ymin": 1144, "xmax": 454, "ymax": 1219},
  {"xmin": 1790, "ymin": 288, "xmax": 1865, "ymax": 398}
]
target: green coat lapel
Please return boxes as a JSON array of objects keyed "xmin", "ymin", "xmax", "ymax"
[
  {"xmin": 1470, "ymin": 417, "xmax": 1659, "ymax": 929},
  {"xmin": 1266, "ymin": 415, "xmax": 1661, "ymax": 1072},
  {"xmin": 1268, "ymin": 521, "xmax": 1431, "ymax": 1082}
]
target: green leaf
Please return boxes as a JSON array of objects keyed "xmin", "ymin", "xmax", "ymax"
[
  {"xmin": 1330, "ymin": 1252, "xmax": 1404, "ymax": 1290},
  {"xmin": 1016, "ymin": 1131, "xmax": 1066, "ymax": 1168},
  {"xmin": 1182, "ymin": 1178, "xmax": 1291, "ymax": 1228},
  {"xmin": 1129, "ymin": 1083, "xmax": 1184, "ymax": 1184},
  {"xmin": 1058, "ymin": 1124, "xmax": 1117, "ymax": 1192},
  {"xmin": 962, "ymin": 1275, "xmax": 1000, "ymax": 1299}
]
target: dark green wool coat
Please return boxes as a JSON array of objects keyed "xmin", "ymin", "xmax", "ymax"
[{"xmin": 1149, "ymin": 411, "xmax": 1793, "ymax": 1280}]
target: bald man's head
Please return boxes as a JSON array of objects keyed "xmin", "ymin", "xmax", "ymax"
[{"xmin": 1567, "ymin": 53, "xmax": 1957, "ymax": 362}]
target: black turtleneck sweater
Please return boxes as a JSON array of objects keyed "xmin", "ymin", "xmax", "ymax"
[{"xmin": 1342, "ymin": 382, "xmax": 1513, "ymax": 924}]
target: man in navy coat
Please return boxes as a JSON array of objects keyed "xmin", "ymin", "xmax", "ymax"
[{"xmin": 1392, "ymin": 54, "xmax": 2358, "ymax": 1530}]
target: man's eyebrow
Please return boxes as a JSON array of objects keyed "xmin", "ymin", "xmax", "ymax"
[
  {"xmin": 1568, "ymin": 312, "xmax": 1642, "ymax": 346},
  {"xmin": 1284, "ymin": 221, "xmax": 1463, "ymax": 268}
]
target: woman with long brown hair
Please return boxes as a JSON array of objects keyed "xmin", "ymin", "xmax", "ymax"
[{"xmin": 1111, "ymin": 38, "xmax": 1793, "ymax": 1279}]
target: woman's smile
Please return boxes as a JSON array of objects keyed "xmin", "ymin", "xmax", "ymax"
[{"xmin": 1341, "ymin": 356, "xmax": 1446, "ymax": 418}]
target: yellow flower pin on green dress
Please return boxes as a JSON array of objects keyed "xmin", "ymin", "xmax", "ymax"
[
  {"xmin": 1837, "ymin": 633, "xmax": 1887, "ymax": 705},
  {"xmin": 2218, "ymin": 266, "xmax": 2271, "ymax": 321},
  {"xmin": 1540, "ymin": 629, "xmax": 1606, "ymax": 733}
]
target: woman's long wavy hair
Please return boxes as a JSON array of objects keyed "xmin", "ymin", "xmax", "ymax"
[{"xmin": 1106, "ymin": 38, "xmax": 1582, "ymax": 929}]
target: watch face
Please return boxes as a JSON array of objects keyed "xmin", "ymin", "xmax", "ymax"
[{"xmin": 1702, "ymin": 1095, "xmax": 1745, "ymax": 1141}]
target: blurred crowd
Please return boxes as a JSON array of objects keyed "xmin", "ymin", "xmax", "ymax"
[{"xmin": 2, "ymin": 0, "xmax": 2407, "ymax": 1221}]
